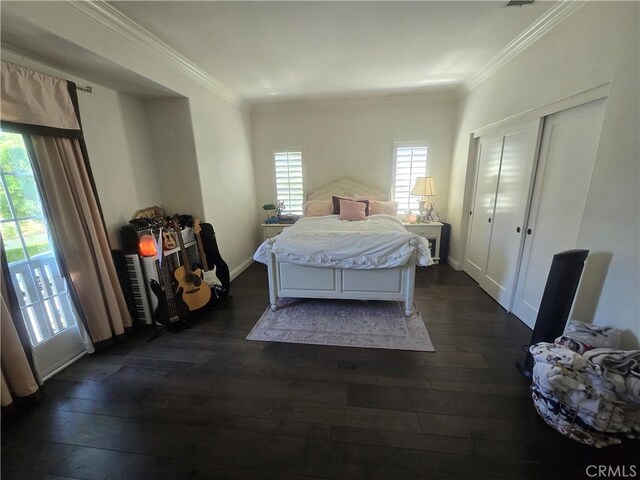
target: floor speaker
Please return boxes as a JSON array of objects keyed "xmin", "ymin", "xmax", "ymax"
[{"xmin": 516, "ymin": 249, "xmax": 589, "ymax": 377}]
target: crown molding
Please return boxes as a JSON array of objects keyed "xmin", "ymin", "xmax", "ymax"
[
  {"xmin": 64, "ymin": 0, "xmax": 244, "ymax": 107},
  {"xmin": 251, "ymin": 90, "xmax": 458, "ymax": 114},
  {"xmin": 463, "ymin": 0, "xmax": 586, "ymax": 92}
]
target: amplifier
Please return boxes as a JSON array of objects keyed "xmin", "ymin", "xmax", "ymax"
[{"xmin": 120, "ymin": 224, "xmax": 148, "ymax": 250}]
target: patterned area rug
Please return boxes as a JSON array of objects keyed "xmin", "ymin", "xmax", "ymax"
[{"xmin": 247, "ymin": 298, "xmax": 434, "ymax": 351}]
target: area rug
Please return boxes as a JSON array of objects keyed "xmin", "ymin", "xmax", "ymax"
[{"xmin": 247, "ymin": 298, "xmax": 434, "ymax": 351}]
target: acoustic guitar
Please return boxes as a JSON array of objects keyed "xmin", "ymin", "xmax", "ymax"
[
  {"xmin": 192, "ymin": 218, "xmax": 222, "ymax": 288},
  {"xmin": 162, "ymin": 230, "xmax": 177, "ymax": 250},
  {"xmin": 170, "ymin": 218, "xmax": 211, "ymax": 310}
]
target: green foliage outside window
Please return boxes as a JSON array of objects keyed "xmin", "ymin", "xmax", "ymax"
[
  {"xmin": 0, "ymin": 132, "xmax": 50, "ymax": 263},
  {"xmin": 0, "ymin": 133, "xmax": 43, "ymax": 221},
  {"xmin": 5, "ymin": 244, "xmax": 52, "ymax": 263}
]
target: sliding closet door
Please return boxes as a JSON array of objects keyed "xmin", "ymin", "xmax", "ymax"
[
  {"xmin": 512, "ymin": 99, "xmax": 606, "ymax": 328},
  {"xmin": 481, "ymin": 120, "xmax": 542, "ymax": 309},
  {"xmin": 463, "ymin": 135, "xmax": 502, "ymax": 283}
]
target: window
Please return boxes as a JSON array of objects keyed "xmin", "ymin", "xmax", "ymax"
[
  {"xmin": 274, "ymin": 150, "xmax": 303, "ymax": 215},
  {"xmin": 0, "ymin": 131, "xmax": 79, "ymax": 345},
  {"xmin": 392, "ymin": 142, "xmax": 428, "ymax": 213}
]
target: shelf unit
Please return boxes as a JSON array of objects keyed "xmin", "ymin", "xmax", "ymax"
[{"xmin": 140, "ymin": 228, "xmax": 202, "ymax": 316}]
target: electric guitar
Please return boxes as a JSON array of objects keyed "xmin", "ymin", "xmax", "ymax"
[
  {"xmin": 170, "ymin": 218, "xmax": 211, "ymax": 310},
  {"xmin": 192, "ymin": 218, "xmax": 222, "ymax": 288},
  {"xmin": 149, "ymin": 229, "xmax": 188, "ymax": 327}
]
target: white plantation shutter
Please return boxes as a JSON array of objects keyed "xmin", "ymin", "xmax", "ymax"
[
  {"xmin": 393, "ymin": 144, "xmax": 428, "ymax": 213},
  {"xmin": 274, "ymin": 151, "xmax": 304, "ymax": 215}
]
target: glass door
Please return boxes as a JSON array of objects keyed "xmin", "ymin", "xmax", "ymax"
[{"xmin": 0, "ymin": 131, "xmax": 86, "ymax": 381}]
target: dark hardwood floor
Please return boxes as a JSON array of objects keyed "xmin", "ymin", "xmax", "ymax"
[{"xmin": 2, "ymin": 263, "xmax": 637, "ymax": 479}]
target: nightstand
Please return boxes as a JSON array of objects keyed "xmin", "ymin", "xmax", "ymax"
[
  {"xmin": 403, "ymin": 222, "xmax": 443, "ymax": 264},
  {"xmin": 261, "ymin": 223, "xmax": 292, "ymax": 240}
]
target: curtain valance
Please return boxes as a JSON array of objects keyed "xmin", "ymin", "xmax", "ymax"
[{"xmin": 1, "ymin": 61, "xmax": 80, "ymax": 135}]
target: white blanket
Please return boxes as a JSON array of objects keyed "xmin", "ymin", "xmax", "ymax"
[{"xmin": 253, "ymin": 214, "xmax": 434, "ymax": 269}]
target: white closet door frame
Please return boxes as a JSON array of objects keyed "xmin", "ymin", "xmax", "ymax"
[
  {"xmin": 512, "ymin": 99, "xmax": 607, "ymax": 328},
  {"xmin": 463, "ymin": 134, "xmax": 503, "ymax": 283},
  {"xmin": 481, "ymin": 119, "xmax": 543, "ymax": 311},
  {"xmin": 458, "ymin": 84, "xmax": 610, "ymax": 271}
]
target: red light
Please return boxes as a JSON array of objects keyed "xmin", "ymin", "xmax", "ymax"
[{"xmin": 138, "ymin": 234, "xmax": 157, "ymax": 257}]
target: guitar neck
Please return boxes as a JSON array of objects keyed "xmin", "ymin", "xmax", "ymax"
[
  {"xmin": 173, "ymin": 223, "xmax": 193, "ymax": 275},
  {"xmin": 158, "ymin": 258, "xmax": 179, "ymax": 319},
  {"xmin": 194, "ymin": 231, "xmax": 209, "ymax": 271}
]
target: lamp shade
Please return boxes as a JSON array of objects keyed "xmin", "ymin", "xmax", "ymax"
[{"xmin": 411, "ymin": 177, "xmax": 437, "ymax": 197}]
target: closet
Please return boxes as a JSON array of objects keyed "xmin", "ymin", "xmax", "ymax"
[
  {"xmin": 464, "ymin": 98, "xmax": 607, "ymax": 327},
  {"xmin": 464, "ymin": 119, "xmax": 542, "ymax": 310}
]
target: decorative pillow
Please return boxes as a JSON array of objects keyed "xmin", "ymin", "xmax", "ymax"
[
  {"xmin": 303, "ymin": 200, "xmax": 333, "ymax": 217},
  {"xmin": 332, "ymin": 195, "xmax": 369, "ymax": 215},
  {"xmin": 339, "ymin": 199, "xmax": 367, "ymax": 221},
  {"xmin": 370, "ymin": 200, "xmax": 398, "ymax": 216}
]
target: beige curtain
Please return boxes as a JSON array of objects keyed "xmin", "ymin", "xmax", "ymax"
[
  {"xmin": 1, "ymin": 61, "xmax": 79, "ymax": 130},
  {"xmin": 29, "ymin": 136, "xmax": 131, "ymax": 345},
  {"xmin": 1, "ymin": 61, "xmax": 131, "ymax": 347},
  {"xmin": 1, "ymin": 260, "xmax": 39, "ymax": 411}
]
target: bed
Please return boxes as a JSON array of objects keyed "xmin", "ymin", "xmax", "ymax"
[{"xmin": 253, "ymin": 177, "xmax": 434, "ymax": 316}]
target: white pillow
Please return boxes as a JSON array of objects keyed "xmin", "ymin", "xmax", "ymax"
[
  {"xmin": 303, "ymin": 200, "xmax": 333, "ymax": 217},
  {"xmin": 370, "ymin": 200, "xmax": 398, "ymax": 216}
]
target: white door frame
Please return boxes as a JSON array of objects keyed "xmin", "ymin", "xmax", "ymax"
[{"xmin": 512, "ymin": 98, "xmax": 607, "ymax": 327}]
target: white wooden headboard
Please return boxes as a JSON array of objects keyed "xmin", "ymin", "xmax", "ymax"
[{"xmin": 306, "ymin": 176, "xmax": 388, "ymax": 201}]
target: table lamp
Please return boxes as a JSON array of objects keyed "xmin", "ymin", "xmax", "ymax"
[{"xmin": 410, "ymin": 177, "xmax": 437, "ymax": 221}]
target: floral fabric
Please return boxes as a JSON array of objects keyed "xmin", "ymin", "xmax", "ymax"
[{"xmin": 530, "ymin": 342, "xmax": 640, "ymax": 447}]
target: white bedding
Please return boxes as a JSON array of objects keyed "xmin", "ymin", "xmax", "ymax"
[{"xmin": 253, "ymin": 214, "xmax": 434, "ymax": 269}]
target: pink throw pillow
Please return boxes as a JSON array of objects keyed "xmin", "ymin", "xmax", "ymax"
[
  {"xmin": 339, "ymin": 199, "xmax": 367, "ymax": 221},
  {"xmin": 332, "ymin": 195, "xmax": 370, "ymax": 215}
]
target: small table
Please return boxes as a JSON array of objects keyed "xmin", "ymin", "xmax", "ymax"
[
  {"xmin": 403, "ymin": 222, "xmax": 443, "ymax": 264},
  {"xmin": 261, "ymin": 223, "xmax": 293, "ymax": 241}
]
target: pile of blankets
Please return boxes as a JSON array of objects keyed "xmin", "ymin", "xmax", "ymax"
[{"xmin": 531, "ymin": 321, "xmax": 640, "ymax": 447}]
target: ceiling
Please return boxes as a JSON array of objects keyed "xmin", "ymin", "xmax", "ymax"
[
  {"xmin": 108, "ymin": 1, "xmax": 555, "ymax": 103},
  {"xmin": 1, "ymin": 1, "xmax": 556, "ymax": 103}
]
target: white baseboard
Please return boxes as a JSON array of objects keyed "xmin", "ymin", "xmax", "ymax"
[
  {"xmin": 447, "ymin": 256, "xmax": 462, "ymax": 270},
  {"xmin": 230, "ymin": 256, "xmax": 254, "ymax": 281}
]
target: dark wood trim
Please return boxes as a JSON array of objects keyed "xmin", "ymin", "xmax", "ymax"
[
  {"xmin": 0, "ymin": 120, "xmax": 82, "ymax": 139},
  {"xmin": 91, "ymin": 332, "xmax": 129, "ymax": 353},
  {"xmin": 1, "ymin": 389, "xmax": 42, "ymax": 418}
]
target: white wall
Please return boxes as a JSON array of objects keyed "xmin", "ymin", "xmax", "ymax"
[
  {"xmin": 251, "ymin": 93, "xmax": 457, "ymax": 219},
  {"xmin": 1, "ymin": 51, "xmax": 163, "ymax": 249},
  {"xmin": 145, "ymin": 98, "xmax": 204, "ymax": 219},
  {"xmin": 190, "ymin": 92, "xmax": 260, "ymax": 273},
  {"xmin": 448, "ymin": 2, "xmax": 640, "ymax": 347},
  {"xmin": 3, "ymin": 2, "xmax": 259, "ymax": 274},
  {"xmin": 81, "ymin": 90, "xmax": 163, "ymax": 248}
]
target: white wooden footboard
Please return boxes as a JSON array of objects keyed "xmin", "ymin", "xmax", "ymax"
[{"xmin": 266, "ymin": 238, "xmax": 417, "ymax": 316}]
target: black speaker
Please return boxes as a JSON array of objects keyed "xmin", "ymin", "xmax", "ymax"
[
  {"xmin": 516, "ymin": 249, "xmax": 589, "ymax": 377},
  {"xmin": 120, "ymin": 224, "xmax": 140, "ymax": 250},
  {"xmin": 440, "ymin": 222, "xmax": 451, "ymax": 265}
]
